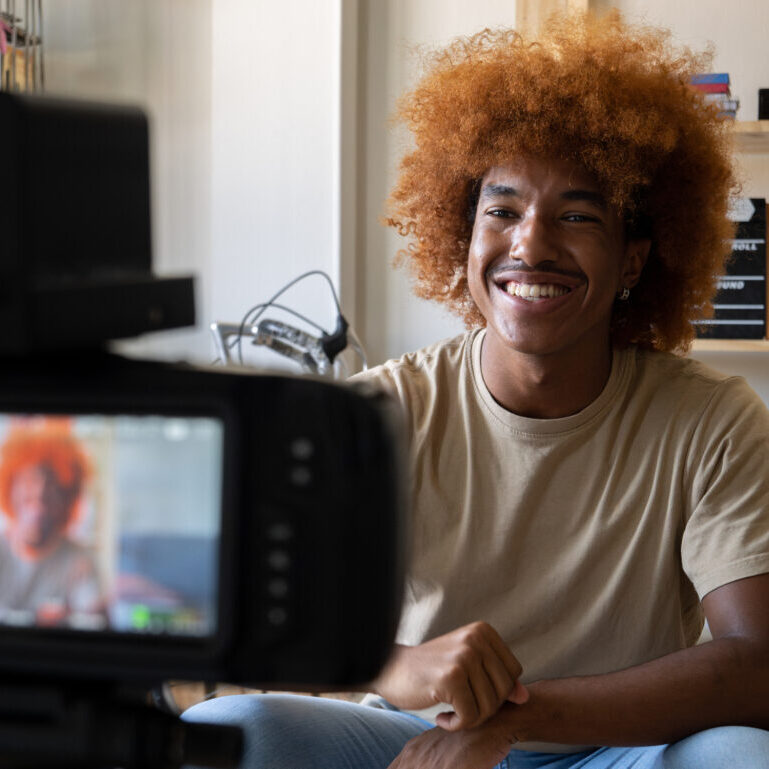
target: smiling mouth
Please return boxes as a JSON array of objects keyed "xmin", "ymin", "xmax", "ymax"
[{"xmin": 503, "ymin": 281, "xmax": 572, "ymax": 301}]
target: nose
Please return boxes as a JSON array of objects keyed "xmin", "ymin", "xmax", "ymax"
[
  {"xmin": 21, "ymin": 477, "xmax": 46, "ymax": 511},
  {"xmin": 509, "ymin": 214, "xmax": 558, "ymax": 267}
]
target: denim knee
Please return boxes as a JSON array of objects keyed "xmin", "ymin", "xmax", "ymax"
[
  {"xmin": 183, "ymin": 693, "xmax": 279, "ymax": 729},
  {"xmin": 182, "ymin": 694, "xmax": 318, "ymax": 769},
  {"xmin": 182, "ymin": 693, "xmax": 430, "ymax": 769},
  {"xmin": 663, "ymin": 726, "xmax": 769, "ymax": 769}
]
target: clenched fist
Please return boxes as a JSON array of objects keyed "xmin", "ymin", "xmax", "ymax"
[{"xmin": 372, "ymin": 621, "xmax": 529, "ymax": 731}]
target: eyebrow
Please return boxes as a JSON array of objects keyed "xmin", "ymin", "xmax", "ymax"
[
  {"xmin": 481, "ymin": 184, "xmax": 518, "ymax": 199},
  {"xmin": 480, "ymin": 184, "xmax": 608, "ymax": 210},
  {"xmin": 561, "ymin": 189, "xmax": 607, "ymax": 209}
]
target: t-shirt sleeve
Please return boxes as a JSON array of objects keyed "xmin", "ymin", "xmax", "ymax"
[
  {"xmin": 348, "ymin": 362, "xmax": 420, "ymax": 436},
  {"xmin": 682, "ymin": 376, "xmax": 769, "ymax": 599},
  {"xmin": 347, "ymin": 365, "xmax": 399, "ymax": 397}
]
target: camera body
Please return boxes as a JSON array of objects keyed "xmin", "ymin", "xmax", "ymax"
[
  {"xmin": 0, "ymin": 352, "xmax": 405, "ymax": 690},
  {"xmin": 0, "ymin": 93, "xmax": 406, "ymax": 695}
]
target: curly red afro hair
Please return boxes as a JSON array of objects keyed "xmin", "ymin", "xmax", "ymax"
[
  {"xmin": 386, "ymin": 11, "xmax": 738, "ymax": 351},
  {"xmin": 0, "ymin": 419, "xmax": 91, "ymax": 526}
]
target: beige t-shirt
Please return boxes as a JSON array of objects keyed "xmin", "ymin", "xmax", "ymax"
[
  {"xmin": 352, "ymin": 329, "xmax": 769, "ymax": 752},
  {"xmin": 0, "ymin": 536, "xmax": 104, "ymax": 618}
]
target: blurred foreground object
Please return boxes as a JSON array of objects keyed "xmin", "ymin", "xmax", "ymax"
[{"xmin": 0, "ymin": 0, "xmax": 44, "ymax": 92}]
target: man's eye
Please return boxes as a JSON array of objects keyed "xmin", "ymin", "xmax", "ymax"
[
  {"xmin": 488, "ymin": 208, "xmax": 516, "ymax": 218},
  {"xmin": 564, "ymin": 213, "xmax": 599, "ymax": 223}
]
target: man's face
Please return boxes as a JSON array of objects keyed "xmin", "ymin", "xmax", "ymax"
[
  {"xmin": 467, "ymin": 156, "xmax": 647, "ymax": 359},
  {"xmin": 10, "ymin": 463, "xmax": 74, "ymax": 555}
]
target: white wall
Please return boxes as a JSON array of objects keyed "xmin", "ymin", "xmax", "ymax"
[
  {"xmin": 41, "ymin": 0, "xmax": 346, "ymax": 368},
  {"xmin": 357, "ymin": 0, "xmax": 519, "ymax": 366},
  {"xmin": 208, "ymin": 0, "xmax": 345, "ymax": 370},
  {"xmin": 596, "ymin": 0, "xmax": 769, "ymax": 122},
  {"xmin": 42, "ymin": 0, "xmax": 213, "ymax": 360}
]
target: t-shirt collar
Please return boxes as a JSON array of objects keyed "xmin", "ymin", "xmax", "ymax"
[{"xmin": 469, "ymin": 327, "xmax": 634, "ymax": 436}]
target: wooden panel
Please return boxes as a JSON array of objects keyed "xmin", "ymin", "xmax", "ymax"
[
  {"xmin": 516, "ymin": 0, "xmax": 591, "ymax": 34},
  {"xmin": 1, "ymin": 48, "xmax": 35, "ymax": 91},
  {"xmin": 692, "ymin": 339, "xmax": 769, "ymax": 351},
  {"xmin": 732, "ymin": 120, "xmax": 769, "ymax": 154}
]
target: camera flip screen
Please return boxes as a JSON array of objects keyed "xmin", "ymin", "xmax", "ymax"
[{"xmin": 0, "ymin": 413, "xmax": 224, "ymax": 639}]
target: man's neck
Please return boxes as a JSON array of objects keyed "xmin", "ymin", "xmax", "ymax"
[{"xmin": 480, "ymin": 331, "xmax": 614, "ymax": 419}]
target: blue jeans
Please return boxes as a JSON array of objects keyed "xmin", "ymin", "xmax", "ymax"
[{"xmin": 183, "ymin": 693, "xmax": 769, "ymax": 769}]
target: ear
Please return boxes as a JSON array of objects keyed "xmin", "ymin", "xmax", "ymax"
[{"xmin": 620, "ymin": 238, "xmax": 650, "ymax": 290}]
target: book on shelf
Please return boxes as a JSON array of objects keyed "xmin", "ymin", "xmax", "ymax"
[
  {"xmin": 703, "ymin": 94, "xmax": 739, "ymax": 110},
  {"xmin": 694, "ymin": 198, "xmax": 767, "ymax": 340},
  {"xmin": 690, "ymin": 73, "xmax": 730, "ymax": 85},
  {"xmin": 690, "ymin": 74, "xmax": 738, "ymax": 119},
  {"xmin": 691, "ymin": 81, "xmax": 731, "ymax": 94}
]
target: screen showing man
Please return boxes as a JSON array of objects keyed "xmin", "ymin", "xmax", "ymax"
[
  {"xmin": 0, "ymin": 414, "xmax": 224, "ymax": 638},
  {"xmin": 0, "ymin": 418, "xmax": 104, "ymax": 628}
]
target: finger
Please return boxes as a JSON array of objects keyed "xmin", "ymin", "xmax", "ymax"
[
  {"xmin": 472, "ymin": 657, "xmax": 510, "ymax": 721},
  {"xmin": 448, "ymin": 645, "xmax": 504, "ymax": 725},
  {"xmin": 435, "ymin": 707, "xmax": 461, "ymax": 731},
  {"xmin": 479, "ymin": 648, "xmax": 517, "ymax": 703},
  {"xmin": 485, "ymin": 630, "xmax": 530, "ymax": 705},
  {"xmin": 455, "ymin": 626, "xmax": 514, "ymax": 720},
  {"xmin": 508, "ymin": 678, "xmax": 530, "ymax": 705},
  {"xmin": 434, "ymin": 673, "xmax": 483, "ymax": 731},
  {"xmin": 442, "ymin": 676, "xmax": 481, "ymax": 730},
  {"xmin": 485, "ymin": 629, "xmax": 524, "ymax": 682}
]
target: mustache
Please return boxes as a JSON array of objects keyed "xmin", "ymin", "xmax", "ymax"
[{"xmin": 486, "ymin": 262, "xmax": 585, "ymax": 281}]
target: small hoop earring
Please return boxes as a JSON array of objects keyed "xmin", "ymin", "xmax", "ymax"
[{"xmin": 618, "ymin": 287, "xmax": 630, "ymax": 301}]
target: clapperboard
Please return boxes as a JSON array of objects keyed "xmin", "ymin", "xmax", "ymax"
[{"xmin": 695, "ymin": 197, "xmax": 766, "ymax": 339}]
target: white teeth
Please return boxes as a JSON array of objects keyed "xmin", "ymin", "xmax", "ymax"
[{"xmin": 504, "ymin": 282, "xmax": 570, "ymax": 300}]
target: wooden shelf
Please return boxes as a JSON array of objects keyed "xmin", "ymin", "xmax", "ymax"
[
  {"xmin": 732, "ymin": 121, "xmax": 769, "ymax": 153},
  {"xmin": 692, "ymin": 338, "xmax": 769, "ymax": 352}
]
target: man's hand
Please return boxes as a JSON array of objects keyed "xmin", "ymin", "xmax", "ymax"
[
  {"xmin": 373, "ymin": 621, "xmax": 529, "ymax": 731},
  {"xmin": 387, "ymin": 719, "xmax": 518, "ymax": 769}
]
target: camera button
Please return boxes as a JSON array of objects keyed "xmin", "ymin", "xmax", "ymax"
[
  {"xmin": 267, "ymin": 522, "xmax": 294, "ymax": 542},
  {"xmin": 289, "ymin": 466, "xmax": 312, "ymax": 487},
  {"xmin": 290, "ymin": 437, "xmax": 314, "ymax": 460},
  {"xmin": 267, "ymin": 549, "xmax": 291, "ymax": 571},
  {"xmin": 267, "ymin": 578, "xmax": 289, "ymax": 598},
  {"xmin": 267, "ymin": 607, "xmax": 288, "ymax": 626}
]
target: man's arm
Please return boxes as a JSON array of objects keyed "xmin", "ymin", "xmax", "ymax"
[
  {"xmin": 491, "ymin": 572, "xmax": 769, "ymax": 746},
  {"xmin": 388, "ymin": 573, "xmax": 769, "ymax": 769}
]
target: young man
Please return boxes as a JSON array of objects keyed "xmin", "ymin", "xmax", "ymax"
[
  {"xmin": 185, "ymin": 13, "xmax": 769, "ymax": 768},
  {"xmin": 0, "ymin": 420, "xmax": 104, "ymax": 625}
]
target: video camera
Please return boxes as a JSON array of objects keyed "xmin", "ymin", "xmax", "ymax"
[{"xmin": 0, "ymin": 93, "xmax": 406, "ymax": 767}]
